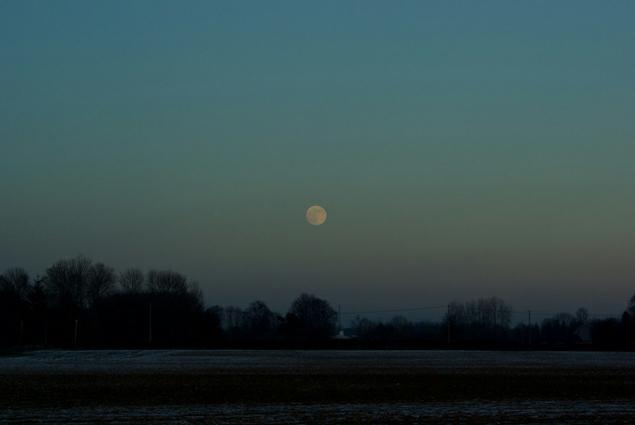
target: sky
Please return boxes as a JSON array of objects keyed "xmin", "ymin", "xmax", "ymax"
[{"xmin": 1, "ymin": 1, "xmax": 634, "ymax": 320}]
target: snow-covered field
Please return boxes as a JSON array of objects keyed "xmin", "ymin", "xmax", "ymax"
[
  {"xmin": 2, "ymin": 349, "xmax": 635, "ymax": 374},
  {"xmin": 3, "ymin": 401, "xmax": 635, "ymax": 424},
  {"xmin": 2, "ymin": 350, "xmax": 634, "ymax": 423}
]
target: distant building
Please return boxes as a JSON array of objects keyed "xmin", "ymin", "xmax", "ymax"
[{"xmin": 332, "ymin": 329, "xmax": 353, "ymax": 340}]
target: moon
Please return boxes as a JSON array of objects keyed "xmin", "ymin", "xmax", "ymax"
[{"xmin": 306, "ymin": 205, "xmax": 327, "ymax": 226}]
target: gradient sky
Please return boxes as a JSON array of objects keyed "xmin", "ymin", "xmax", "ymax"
[{"xmin": 1, "ymin": 1, "xmax": 634, "ymax": 320}]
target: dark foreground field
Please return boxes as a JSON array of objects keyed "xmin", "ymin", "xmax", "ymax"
[{"xmin": 1, "ymin": 350, "xmax": 634, "ymax": 423}]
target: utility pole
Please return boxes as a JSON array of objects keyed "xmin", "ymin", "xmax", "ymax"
[
  {"xmin": 148, "ymin": 302, "xmax": 153, "ymax": 345},
  {"xmin": 338, "ymin": 304, "xmax": 342, "ymax": 334}
]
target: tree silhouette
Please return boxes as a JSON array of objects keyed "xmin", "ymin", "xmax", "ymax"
[
  {"xmin": 118, "ymin": 268, "xmax": 144, "ymax": 293},
  {"xmin": 1, "ymin": 268, "xmax": 30, "ymax": 301},
  {"xmin": 244, "ymin": 301, "xmax": 278, "ymax": 338},
  {"xmin": 45, "ymin": 255, "xmax": 92, "ymax": 310},
  {"xmin": 286, "ymin": 293, "xmax": 337, "ymax": 339},
  {"xmin": 1, "ymin": 257, "xmax": 634, "ymax": 349},
  {"xmin": 445, "ymin": 297, "xmax": 512, "ymax": 342},
  {"xmin": 147, "ymin": 270, "xmax": 188, "ymax": 294},
  {"xmin": 87, "ymin": 263, "xmax": 116, "ymax": 306}
]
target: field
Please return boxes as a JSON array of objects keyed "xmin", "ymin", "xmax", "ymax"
[{"xmin": 1, "ymin": 350, "xmax": 635, "ymax": 423}]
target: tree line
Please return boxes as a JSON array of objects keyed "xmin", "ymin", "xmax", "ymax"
[{"xmin": 1, "ymin": 256, "xmax": 634, "ymax": 349}]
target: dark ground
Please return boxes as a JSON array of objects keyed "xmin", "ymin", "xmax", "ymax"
[{"xmin": 1, "ymin": 350, "xmax": 634, "ymax": 423}]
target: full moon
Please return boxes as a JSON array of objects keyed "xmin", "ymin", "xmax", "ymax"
[{"xmin": 306, "ymin": 205, "xmax": 327, "ymax": 226}]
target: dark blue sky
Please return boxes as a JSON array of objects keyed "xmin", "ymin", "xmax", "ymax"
[{"xmin": 1, "ymin": 1, "xmax": 634, "ymax": 318}]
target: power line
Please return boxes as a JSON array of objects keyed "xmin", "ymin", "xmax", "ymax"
[
  {"xmin": 342, "ymin": 305, "xmax": 446, "ymax": 316},
  {"xmin": 511, "ymin": 309, "xmax": 622, "ymax": 318},
  {"xmin": 341, "ymin": 304, "xmax": 624, "ymax": 320}
]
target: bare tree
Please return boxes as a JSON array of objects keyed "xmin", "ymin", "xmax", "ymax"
[
  {"xmin": 390, "ymin": 315, "xmax": 410, "ymax": 329},
  {"xmin": 222, "ymin": 306, "xmax": 244, "ymax": 331},
  {"xmin": 351, "ymin": 316, "xmax": 375, "ymax": 337},
  {"xmin": 446, "ymin": 301, "xmax": 467, "ymax": 326},
  {"xmin": 445, "ymin": 297, "xmax": 512, "ymax": 342},
  {"xmin": 244, "ymin": 300, "xmax": 277, "ymax": 336},
  {"xmin": 189, "ymin": 281, "xmax": 204, "ymax": 305},
  {"xmin": 1, "ymin": 267, "xmax": 31, "ymax": 300},
  {"xmin": 460, "ymin": 297, "xmax": 512, "ymax": 328},
  {"xmin": 87, "ymin": 263, "xmax": 116, "ymax": 305},
  {"xmin": 552, "ymin": 312, "xmax": 575, "ymax": 327},
  {"xmin": 119, "ymin": 268, "xmax": 144, "ymax": 293},
  {"xmin": 491, "ymin": 297, "xmax": 512, "ymax": 328},
  {"xmin": 575, "ymin": 307, "xmax": 589, "ymax": 324},
  {"xmin": 627, "ymin": 294, "xmax": 635, "ymax": 316},
  {"xmin": 288, "ymin": 293, "xmax": 337, "ymax": 338},
  {"xmin": 146, "ymin": 270, "xmax": 188, "ymax": 294},
  {"xmin": 45, "ymin": 255, "xmax": 92, "ymax": 309}
]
